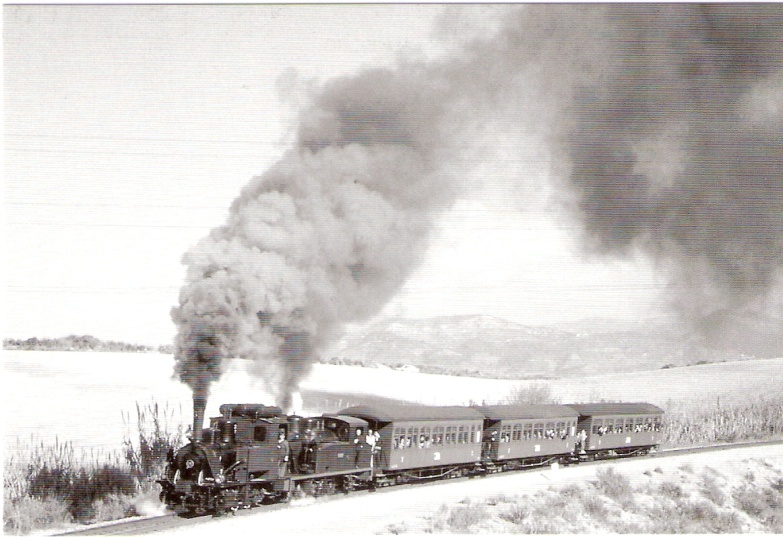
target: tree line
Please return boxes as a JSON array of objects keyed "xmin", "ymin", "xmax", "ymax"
[{"xmin": 3, "ymin": 335, "xmax": 174, "ymax": 354}]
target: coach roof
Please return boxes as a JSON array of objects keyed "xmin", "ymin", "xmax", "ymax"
[
  {"xmin": 475, "ymin": 404, "xmax": 580, "ymax": 420},
  {"xmin": 565, "ymin": 403, "xmax": 665, "ymax": 416},
  {"xmin": 338, "ymin": 404, "xmax": 485, "ymax": 423}
]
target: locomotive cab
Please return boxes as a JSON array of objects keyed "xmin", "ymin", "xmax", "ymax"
[{"xmin": 292, "ymin": 415, "xmax": 371, "ymax": 474}]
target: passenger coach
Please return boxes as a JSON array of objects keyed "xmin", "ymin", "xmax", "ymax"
[
  {"xmin": 476, "ymin": 404, "xmax": 580, "ymax": 469},
  {"xmin": 338, "ymin": 404, "xmax": 485, "ymax": 483},
  {"xmin": 566, "ymin": 403, "xmax": 664, "ymax": 458}
]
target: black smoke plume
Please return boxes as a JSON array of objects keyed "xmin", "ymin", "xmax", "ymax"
[{"xmin": 172, "ymin": 5, "xmax": 783, "ymax": 404}]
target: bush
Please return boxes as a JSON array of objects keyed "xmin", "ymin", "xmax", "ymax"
[
  {"xmin": 580, "ymin": 494, "xmax": 608, "ymax": 519},
  {"xmin": 658, "ymin": 481, "xmax": 686, "ymax": 500},
  {"xmin": 595, "ymin": 467, "xmax": 634, "ymax": 503},
  {"xmin": 446, "ymin": 503, "xmax": 487, "ymax": 530},
  {"xmin": 505, "ymin": 383, "xmax": 559, "ymax": 404},
  {"xmin": 700, "ymin": 473, "xmax": 727, "ymax": 506},
  {"xmin": 3, "ymin": 496, "xmax": 72, "ymax": 535},
  {"xmin": 498, "ymin": 502, "xmax": 529, "ymax": 525}
]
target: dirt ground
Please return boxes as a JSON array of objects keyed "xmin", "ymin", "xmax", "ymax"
[{"xmin": 161, "ymin": 443, "xmax": 782, "ymax": 536}]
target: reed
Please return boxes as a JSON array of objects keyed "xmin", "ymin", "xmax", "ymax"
[
  {"xmin": 4, "ymin": 400, "xmax": 185, "ymax": 534},
  {"xmin": 662, "ymin": 394, "xmax": 783, "ymax": 446}
]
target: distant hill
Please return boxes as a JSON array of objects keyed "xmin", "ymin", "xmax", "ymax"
[
  {"xmin": 324, "ymin": 314, "xmax": 781, "ymax": 379},
  {"xmin": 3, "ymin": 335, "xmax": 172, "ymax": 354}
]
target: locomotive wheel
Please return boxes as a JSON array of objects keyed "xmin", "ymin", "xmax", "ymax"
[{"xmin": 340, "ymin": 477, "xmax": 355, "ymax": 493}]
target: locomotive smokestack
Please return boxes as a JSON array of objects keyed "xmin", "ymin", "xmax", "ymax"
[{"xmin": 192, "ymin": 394, "xmax": 207, "ymax": 441}]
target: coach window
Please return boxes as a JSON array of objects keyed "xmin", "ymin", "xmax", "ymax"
[
  {"xmin": 543, "ymin": 422, "xmax": 553, "ymax": 439},
  {"xmin": 523, "ymin": 423, "xmax": 532, "ymax": 440},
  {"xmin": 592, "ymin": 419, "xmax": 603, "ymax": 435},
  {"xmin": 533, "ymin": 422, "xmax": 543, "ymax": 439},
  {"xmin": 444, "ymin": 426, "xmax": 452, "ymax": 445},
  {"xmin": 654, "ymin": 417, "xmax": 662, "ymax": 432},
  {"xmin": 626, "ymin": 419, "xmax": 634, "ymax": 433}
]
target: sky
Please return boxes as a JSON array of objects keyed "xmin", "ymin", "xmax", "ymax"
[{"xmin": 3, "ymin": 4, "xmax": 715, "ymax": 347}]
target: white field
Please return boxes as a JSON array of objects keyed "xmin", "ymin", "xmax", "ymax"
[{"xmin": 4, "ymin": 351, "xmax": 782, "ymax": 459}]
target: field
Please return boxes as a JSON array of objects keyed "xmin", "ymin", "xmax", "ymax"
[
  {"xmin": 5, "ymin": 351, "xmax": 783, "ymax": 456},
  {"xmin": 3, "ymin": 351, "xmax": 782, "ymax": 534}
]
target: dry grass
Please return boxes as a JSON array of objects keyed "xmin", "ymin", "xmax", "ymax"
[
  {"xmin": 662, "ymin": 394, "xmax": 783, "ymax": 446},
  {"xmin": 394, "ymin": 457, "xmax": 783, "ymax": 534},
  {"xmin": 4, "ymin": 401, "xmax": 183, "ymax": 535}
]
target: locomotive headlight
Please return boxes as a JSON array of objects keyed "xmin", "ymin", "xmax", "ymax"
[
  {"xmin": 185, "ymin": 459, "xmax": 195, "ymax": 470},
  {"xmin": 215, "ymin": 474, "xmax": 225, "ymax": 484}
]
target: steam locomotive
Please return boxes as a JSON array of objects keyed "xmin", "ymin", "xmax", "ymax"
[{"xmin": 157, "ymin": 401, "xmax": 664, "ymax": 514}]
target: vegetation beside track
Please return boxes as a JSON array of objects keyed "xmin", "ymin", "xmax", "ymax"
[
  {"xmin": 386, "ymin": 459, "xmax": 783, "ymax": 533},
  {"xmin": 3, "ymin": 402, "xmax": 183, "ymax": 535},
  {"xmin": 5, "ymin": 393, "xmax": 783, "ymax": 534}
]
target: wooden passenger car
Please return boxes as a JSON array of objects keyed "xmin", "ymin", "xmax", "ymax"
[
  {"xmin": 476, "ymin": 404, "xmax": 580, "ymax": 467},
  {"xmin": 337, "ymin": 404, "xmax": 485, "ymax": 477},
  {"xmin": 566, "ymin": 403, "xmax": 664, "ymax": 457}
]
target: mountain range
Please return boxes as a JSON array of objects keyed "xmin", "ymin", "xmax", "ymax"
[{"xmin": 325, "ymin": 313, "xmax": 782, "ymax": 379}]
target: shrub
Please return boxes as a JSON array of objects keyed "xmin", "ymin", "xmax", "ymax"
[
  {"xmin": 445, "ymin": 502, "xmax": 486, "ymax": 531},
  {"xmin": 485, "ymin": 494, "xmax": 511, "ymax": 506},
  {"xmin": 658, "ymin": 481, "xmax": 686, "ymax": 500},
  {"xmin": 505, "ymin": 383, "xmax": 559, "ymax": 405},
  {"xmin": 700, "ymin": 473, "xmax": 727, "ymax": 506},
  {"xmin": 498, "ymin": 502, "xmax": 529, "ymax": 524},
  {"xmin": 3, "ymin": 496, "xmax": 72, "ymax": 535},
  {"xmin": 580, "ymin": 494, "xmax": 608, "ymax": 519},
  {"xmin": 595, "ymin": 467, "xmax": 634, "ymax": 503},
  {"xmin": 733, "ymin": 483, "xmax": 783, "ymax": 529}
]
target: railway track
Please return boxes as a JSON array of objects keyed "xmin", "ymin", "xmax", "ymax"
[{"xmin": 58, "ymin": 439, "xmax": 783, "ymax": 536}]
